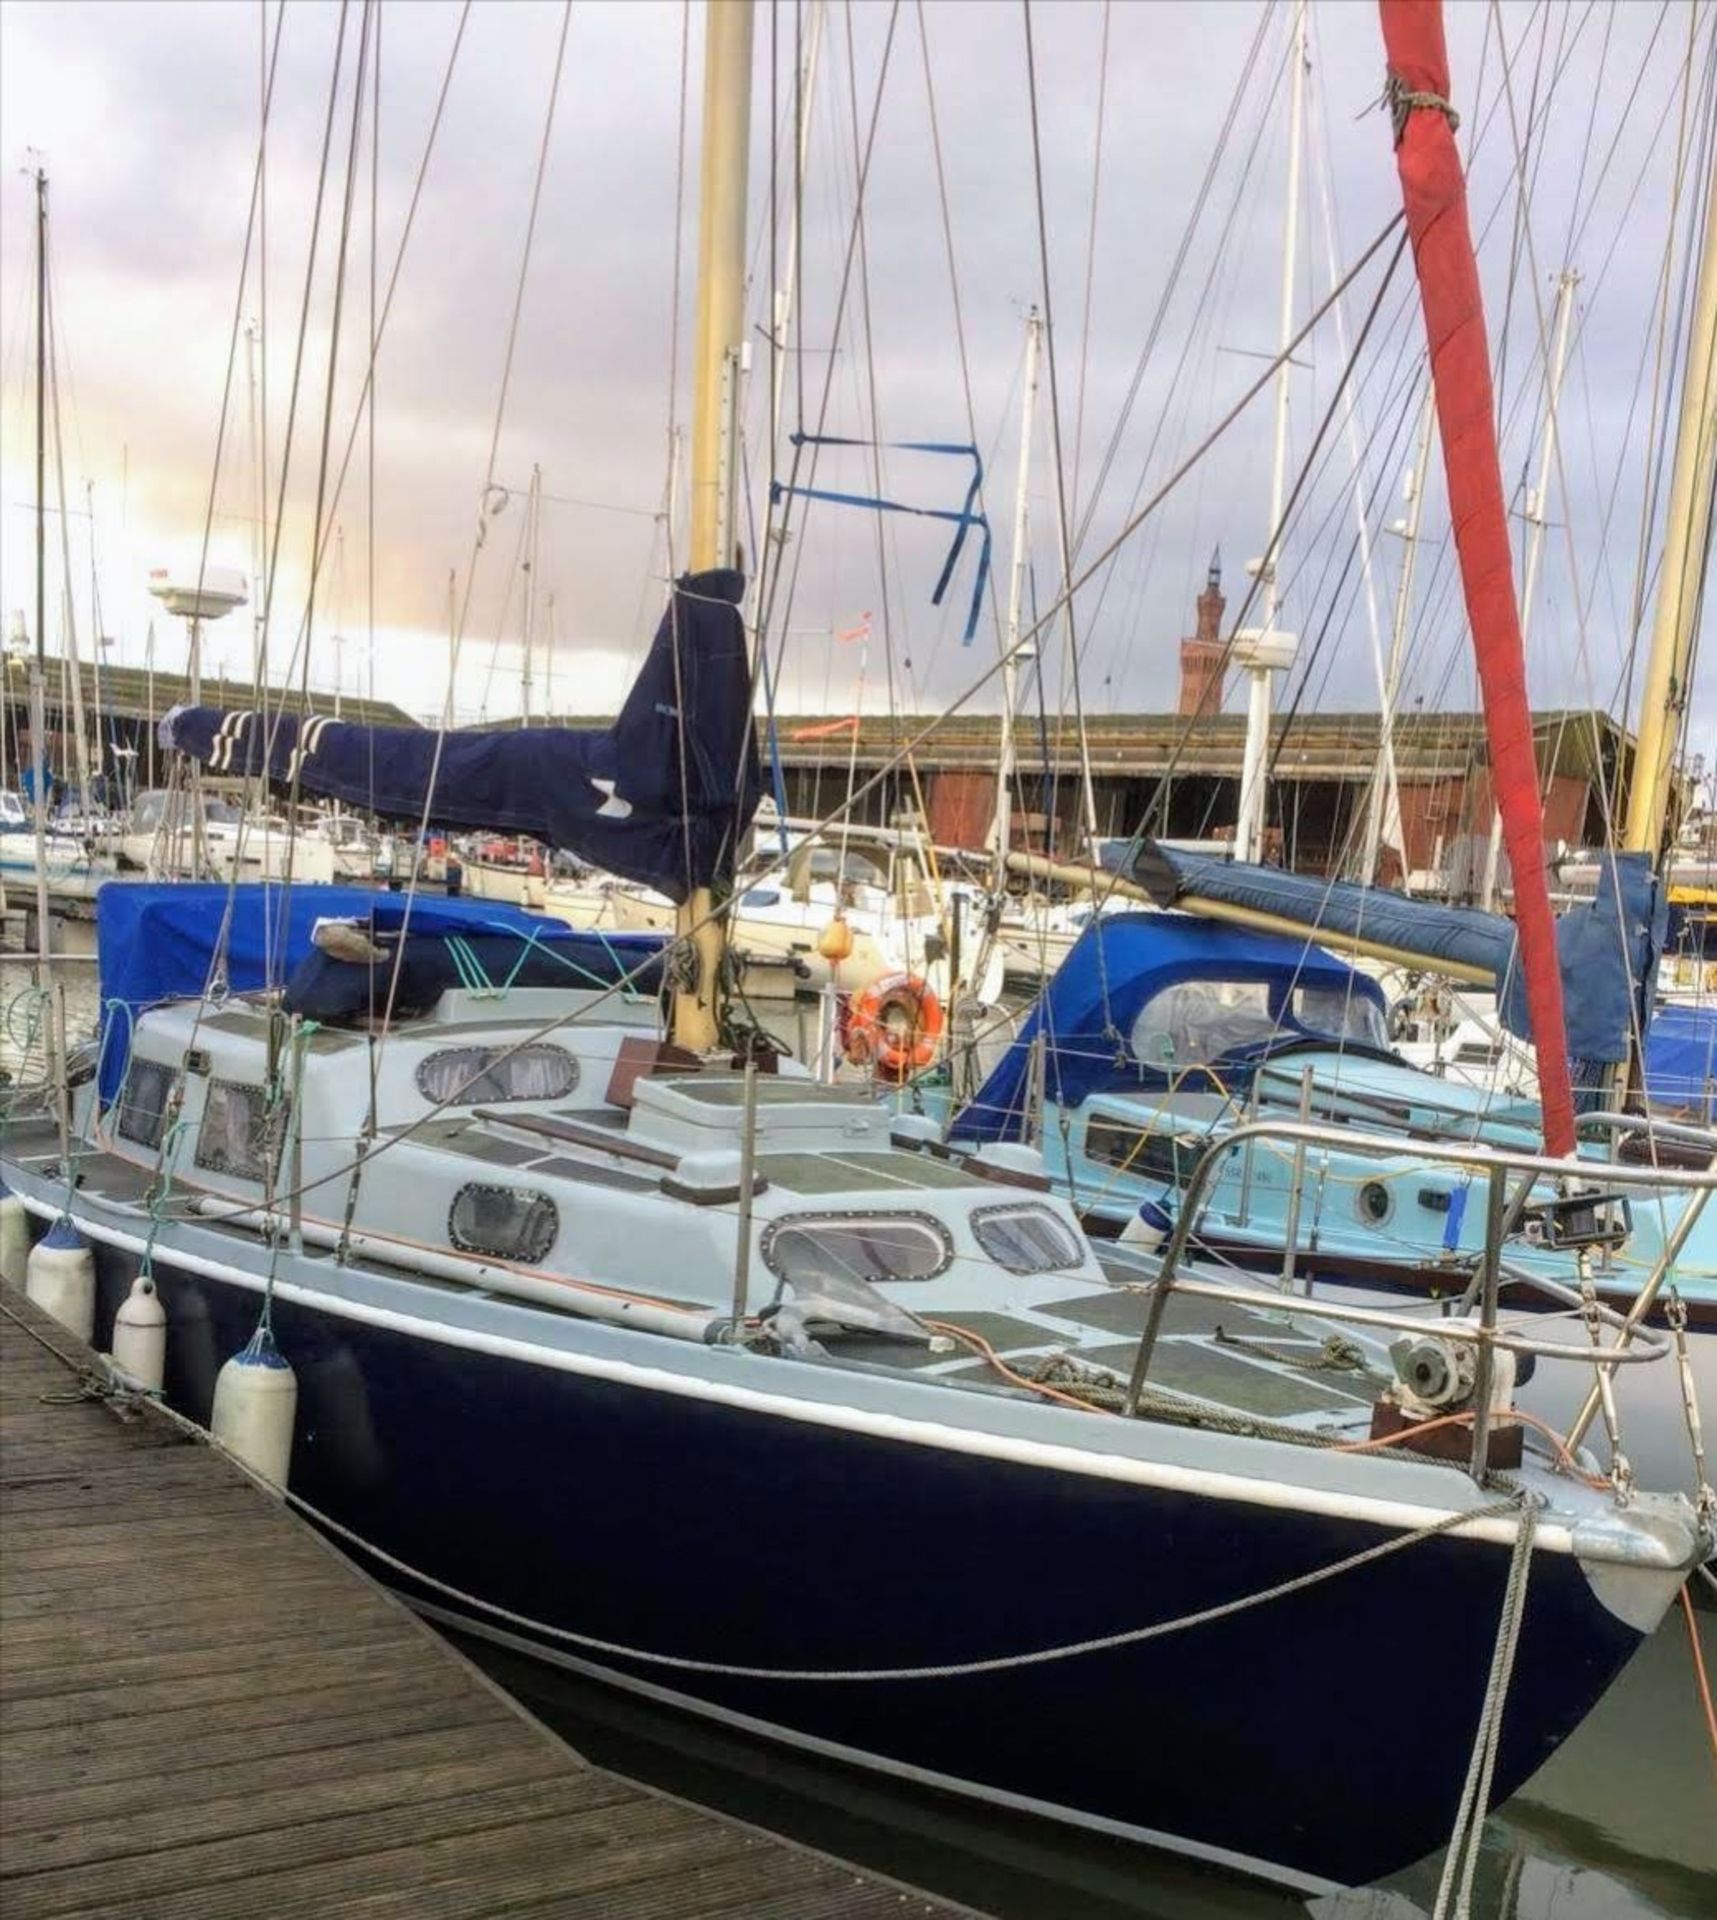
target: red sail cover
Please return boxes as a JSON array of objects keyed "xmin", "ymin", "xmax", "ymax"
[{"xmin": 1378, "ymin": 0, "xmax": 1576, "ymax": 1155}]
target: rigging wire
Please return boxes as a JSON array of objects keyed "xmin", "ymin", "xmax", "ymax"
[
  {"xmin": 1068, "ymin": 0, "xmax": 1111, "ymax": 531},
  {"xmin": 275, "ymin": 0, "xmax": 378, "ymax": 969},
  {"xmin": 373, "ymin": 0, "xmax": 574, "ymax": 1050},
  {"xmin": 1022, "ymin": 0, "xmax": 1097, "ymax": 857},
  {"xmin": 133, "ymin": 213, "xmax": 1412, "ymax": 1234}
]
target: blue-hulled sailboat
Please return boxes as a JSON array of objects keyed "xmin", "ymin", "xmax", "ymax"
[{"xmin": 3, "ymin": 0, "xmax": 1711, "ymax": 1898}]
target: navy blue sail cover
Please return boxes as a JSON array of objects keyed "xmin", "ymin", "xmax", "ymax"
[
  {"xmin": 95, "ymin": 883, "xmax": 662, "ymax": 1100},
  {"xmin": 954, "ymin": 912, "xmax": 1385, "ymax": 1145},
  {"xmin": 1129, "ymin": 840, "xmax": 1665, "ymax": 1076},
  {"xmin": 157, "ymin": 570, "xmax": 761, "ymax": 903}
]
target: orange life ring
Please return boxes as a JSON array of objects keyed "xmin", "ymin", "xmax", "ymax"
[{"xmin": 844, "ymin": 973, "xmax": 944, "ymax": 1077}]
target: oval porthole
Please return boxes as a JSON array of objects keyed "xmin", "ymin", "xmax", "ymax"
[{"xmin": 1356, "ymin": 1180, "xmax": 1394, "ymax": 1227}]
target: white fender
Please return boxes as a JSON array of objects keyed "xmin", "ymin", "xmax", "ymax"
[
  {"xmin": 0, "ymin": 1177, "xmax": 28, "ymax": 1287},
  {"xmin": 111, "ymin": 1269, "xmax": 167, "ymax": 1393},
  {"xmin": 211, "ymin": 1327, "xmax": 298, "ymax": 1487},
  {"xmin": 1120, "ymin": 1197, "xmax": 1176, "ymax": 1252},
  {"xmin": 25, "ymin": 1215, "xmax": 95, "ymax": 1343}
]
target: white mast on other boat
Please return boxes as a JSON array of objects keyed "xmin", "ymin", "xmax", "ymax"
[
  {"xmin": 1233, "ymin": 0, "xmax": 1306, "ymax": 867},
  {"xmin": 992, "ymin": 306, "xmax": 1042, "ymax": 880},
  {"xmin": 1479, "ymin": 266, "xmax": 1578, "ymax": 911},
  {"xmin": 520, "ymin": 463, "xmax": 542, "ymax": 727},
  {"xmin": 1363, "ymin": 384, "xmax": 1434, "ymax": 890}
]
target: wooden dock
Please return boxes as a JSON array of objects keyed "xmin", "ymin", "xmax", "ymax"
[{"xmin": 0, "ymin": 1287, "xmax": 969, "ymax": 1920}]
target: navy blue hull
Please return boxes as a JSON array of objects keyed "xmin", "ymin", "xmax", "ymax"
[{"xmin": 75, "ymin": 1239, "xmax": 1644, "ymax": 1891}]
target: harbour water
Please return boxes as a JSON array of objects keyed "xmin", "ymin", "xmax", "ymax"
[
  {"xmin": 467, "ymin": 1613, "xmax": 1715, "ymax": 1920},
  {"xmin": 8, "ymin": 945, "xmax": 1714, "ymax": 1917}
]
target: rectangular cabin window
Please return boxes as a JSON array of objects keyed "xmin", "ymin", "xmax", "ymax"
[
  {"xmin": 762, "ymin": 1213, "xmax": 953, "ymax": 1288},
  {"xmin": 448, "ymin": 1184, "xmax": 559, "ymax": 1263},
  {"xmin": 1084, "ymin": 1117, "xmax": 1200, "ymax": 1187},
  {"xmin": 193, "ymin": 1080, "xmax": 281, "ymax": 1182},
  {"xmin": 115, "ymin": 1059, "xmax": 178, "ymax": 1151},
  {"xmin": 971, "ymin": 1204, "xmax": 1084, "ymax": 1275}
]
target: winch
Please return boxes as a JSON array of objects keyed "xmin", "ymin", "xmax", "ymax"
[{"xmin": 1369, "ymin": 1318, "xmax": 1522, "ymax": 1466}]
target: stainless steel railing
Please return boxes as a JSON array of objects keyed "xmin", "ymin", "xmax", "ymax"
[{"xmin": 1120, "ymin": 1116, "xmax": 1715, "ymax": 1483}]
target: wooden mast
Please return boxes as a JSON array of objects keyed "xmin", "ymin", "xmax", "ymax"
[
  {"xmin": 673, "ymin": 0, "xmax": 754, "ymax": 1052},
  {"xmin": 1623, "ymin": 149, "xmax": 1717, "ymax": 863}
]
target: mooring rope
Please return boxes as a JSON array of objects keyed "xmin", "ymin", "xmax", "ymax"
[
  {"xmin": 4, "ymin": 1289, "xmax": 1525, "ymax": 1686},
  {"xmin": 1431, "ymin": 1495, "xmax": 1540, "ymax": 1920}
]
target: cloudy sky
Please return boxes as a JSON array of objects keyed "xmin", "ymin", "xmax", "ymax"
[{"xmin": 0, "ymin": 0, "xmax": 1711, "ymax": 780}]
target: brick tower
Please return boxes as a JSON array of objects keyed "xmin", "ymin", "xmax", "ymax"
[{"xmin": 1177, "ymin": 551, "xmax": 1226, "ymax": 717}]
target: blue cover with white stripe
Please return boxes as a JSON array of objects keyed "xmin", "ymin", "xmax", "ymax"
[{"xmin": 156, "ymin": 570, "xmax": 760, "ymax": 903}]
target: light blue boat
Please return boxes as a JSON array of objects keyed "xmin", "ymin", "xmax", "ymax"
[{"xmin": 943, "ymin": 912, "xmax": 1717, "ymax": 1493}]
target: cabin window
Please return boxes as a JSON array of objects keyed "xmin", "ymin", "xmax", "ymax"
[
  {"xmin": 193, "ymin": 1080, "xmax": 280, "ymax": 1182},
  {"xmin": 1292, "ymin": 985, "xmax": 1388, "ymax": 1050},
  {"xmin": 115, "ymin": 1058, "xmax": 178, "ymax": 1150},
  {"xmin": 1130, "ymin": 979, "xmax": 1278, "ymax": 1067},
  {"xmin": 761, "ymin": 1212, "xmax": 953, "ymax": 1288},
  {"xmin": 448, "ymin": 1184, "xmax": 559, "ymax": 1263},
  {"xmin": 416, "ymin": 1043, "xmax": 578, "ymax": 1106},
  {"xmin": 971, "ymin": 1204, "xmax": 1084, "ymax": 1275},
  {"xmin": 1084, "ymin": 1117, "xmax": 1202, "ymax": 1186}
]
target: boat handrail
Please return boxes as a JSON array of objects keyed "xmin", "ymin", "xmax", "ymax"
[
  {"xmin": 1194, "ymin": 1116, "xmax": 1717, "ymax": 1192},
  {"xmin": 1576, "ymin": 1108, "xmax": 1717, "ymax": 1159},
  {"xmin": 474, "ymin": 1105, "xmax": 681, "ymax": 1172},
  {"xmin": 1120, "ymin": 1114, "xmax": 1709, "ymax": 1485}
]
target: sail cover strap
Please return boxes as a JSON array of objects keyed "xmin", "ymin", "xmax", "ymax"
[{"xmin": 1378, "ymin": 0, "xmax": 1576, "ymax": 1156}]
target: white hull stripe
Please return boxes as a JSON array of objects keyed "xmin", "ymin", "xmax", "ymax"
[{"xmin": 7, "ymin": 1188, "xmax": 1592, "ymax": 1556}]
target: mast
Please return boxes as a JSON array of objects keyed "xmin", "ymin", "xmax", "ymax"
[
  {"xmin": 1046, "ymin": 346, "xmax": 1100, "ymax": 851},
  {"xmin": 1379, "ymin": 0, "xmax": 1577, "ymax": 1157},
  {"xmin": 333, "ymin": 524, "xmax": 347, "ymax": 722},
  {"xmin": 29, "ymin": 165, "xmax": 53, "ymax": 966},
  {"xmin": 521, "ymin": 464, "xmax": 541, "ymax": 727},
  {"xmin": 763, "ymin": 0, "xmax": 823, "ymax": 475},
  {"xmin": 27, "ymin": 163, "xmax": 66, "ymax": 1149},
  {"xmin": 674, "ymin": 0, "xmax": 754, "ymax": 1053},
  {"xmin": 1363, "ymin": 385, "xmax": 1434, "ymax": 888},
  {"xmin": 992, "ymin": 307, "xmax": 1042, "ymax": 878},
  {"xmin": 1479, "ymin": 266, "xmax": 1577, "ymax": 910},
  {"xmin": 44, "ymin": 261, "xmax": 92, "ymax": 812},
  {"xmin": 1624, "ymin": 150, "xmax": 1717, "ymax": 862},
  {"xmin": 1307, "ymin": 43, "xmax": 1406, "ymax": 893},
  {"xmin": 1234, "ymin": 0, "xmax": 1306, "ymax": 866},
  {"xmin": 86, "ymin": 478, "xmax": 107, "ymax": 799}
]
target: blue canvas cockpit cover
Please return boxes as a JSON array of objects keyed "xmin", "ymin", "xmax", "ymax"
[
  {"xmin": 94, "ymin": 883, "xmax": 662, "ymax": 1100},
  {"xmin": 1130, "ymin": 840, "xmax": 1666, "ymax": 1082},
  {"xmin": 953, "ymin": 912, "xmax": 1386, "ymax": 1144},
  {"xmin": 1643, "ymin": 1003, "xmax": 1717, "ymax": 1122},
  {"xmin": 157, "ymin": 570, "xmax": 761, "ymax": 903}
]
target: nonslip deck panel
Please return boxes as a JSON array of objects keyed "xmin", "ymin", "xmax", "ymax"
[{"xmin": 0, "ymin": 1286, "xmax": 966, "ymax": 1920}]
